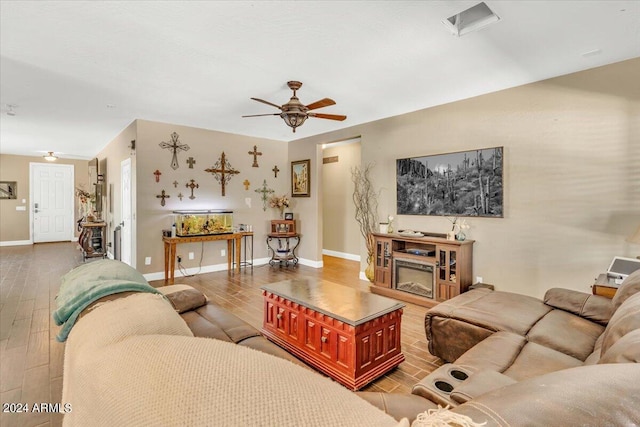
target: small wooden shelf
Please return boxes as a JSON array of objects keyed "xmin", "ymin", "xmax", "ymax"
[{"xmin": 271, "ymin": 220, "xmax": 296, "ymax": 235}]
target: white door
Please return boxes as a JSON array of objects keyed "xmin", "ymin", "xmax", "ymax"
[
  {"xmin": 120, "ymin": 158, "xmax": 132, "ymax": 265},
  {"xmin": 31, "ymin": 163, "xmax": 74, "ymax": 243}
]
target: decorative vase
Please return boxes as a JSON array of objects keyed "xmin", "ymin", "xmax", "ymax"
[
  {"xmin": 86, "ymin": 214, "xmax": 95, "ymax": 222},
  {"xmin": 387, "ymin": 222, "xmax": 393, "ymax": 234},
  {"xmin": 365, "ymin": 259, "xmax": 375, "ymax": 282},
  {"xmin": 456, "ymin": 231, "xmax": 466, "ymax": 241}
]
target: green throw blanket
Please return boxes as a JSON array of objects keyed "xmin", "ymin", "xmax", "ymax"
[{"xmin": 54, "ymin": 259, "xmax": 161, "ymax": 342}]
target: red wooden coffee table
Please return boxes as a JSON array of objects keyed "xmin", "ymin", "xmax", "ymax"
[{"xmin": 261, "ymin": 278, "xmax": 405, "ymax": 390}]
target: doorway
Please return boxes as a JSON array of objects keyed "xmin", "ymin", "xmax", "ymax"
[
  {"xmin": 120, "ymin": 158, "xmax": 132, "ymax": 265},
  {"xmin": 321, "ymin": 138, "xmax": 361, "ymax": 261},
  {"xmin": 30, "ymin": 163, "xmax": 74, "ymax": 243}
]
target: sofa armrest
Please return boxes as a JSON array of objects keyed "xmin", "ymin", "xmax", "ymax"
[
  {"xmin": 543, "ymin": 288, "xmax": 612, "ymax": 325},
  {"xmin": 450, "ymin": 370, "xmax": 516, "ymax": 404}
]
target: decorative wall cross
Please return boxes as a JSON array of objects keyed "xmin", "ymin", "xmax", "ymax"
[
  {"xmin": 248, "ymin": 145, "xmax": 262, "ymax": 167},
  {"xmin": 204, "ymin": 152, "xmax": 239, "ymax": 197},
  {"xmin": 272, "ymin": 165, "xmax": 280, "ymax": 178},
  {"xmin": 154, "ymin": 170, "xmax": 162, "ymax": 183},
  {"xmin": 159, "ymin": 132, "xmax": 190, "ymax": 170},
  {"xmin": 156, "ymin": 189, "xmax": 170, "ymax": 207},
  {"xmin": 177, "ymin": 192, "xmax": 184, "ymax": 201},
  {"xmin": 255, "ymin": 179, "xmax": 274, "ymax": 211},
  {"xmin": 186, "ymin": 157, "xmax": 196, "ymax": 169},
  {"xmin": 173, "ymin": 180, "xmax": 178, "ymax": 188},
  {"xmin": 186, "ymin": 179, "xmax": 199, "ymax": 200},
  {"xmin": 243, "ymin": 179, "xmax": 251, "ymax": 190}
]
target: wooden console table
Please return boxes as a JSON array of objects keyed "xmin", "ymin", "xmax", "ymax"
[
  {"xmin": 162, "ymin": 233, "xmax": 241, "ymax": 284},
  {"xmin": 79, "ymin": 221, "xmax": 107, "ymax": 261},
  {"xmin": 261, "ymin": 278, "xmax": 405, "ymax": 391}
]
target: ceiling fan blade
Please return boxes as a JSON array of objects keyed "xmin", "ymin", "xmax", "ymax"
[
  {"xmin": 309, "ymin": 113, "xmax": 347, "ymax": 121},
  {"xmin": 305, "ymin": 98, "xmax": 336, "ymax": 111},
  {"xmin": 250, "ymin": 97, "xmax": 282, "ymax": 110},
  {"xmin": 242, "ymin": 113, "xmax": 281, "ymax": 118}
]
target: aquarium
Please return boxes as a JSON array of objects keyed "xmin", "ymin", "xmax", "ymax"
[{"xmin": 173, "ymin": 210, "xmax": 233, "ymax": 236}]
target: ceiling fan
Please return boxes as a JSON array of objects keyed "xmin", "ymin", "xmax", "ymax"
[{"xmin": 243, "ymin": 81, "xmax": 346, "ymax": 133}]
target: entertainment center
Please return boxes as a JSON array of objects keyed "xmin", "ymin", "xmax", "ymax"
[{"xmin": 371, "ymin": 232, "xmax": 474, "ymax": 307}]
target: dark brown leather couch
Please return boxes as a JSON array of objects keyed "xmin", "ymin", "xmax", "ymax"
[{"xmin": 156, "ymin": 284, "xmax": 308, "ymax": 368}]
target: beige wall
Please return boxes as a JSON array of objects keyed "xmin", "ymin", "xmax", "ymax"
[
  {"xmin": 0, "ymin": 154, "xmax": 89, "ymax": 243},
  {"xmin": 134, "ymin": 119, "xmax": 287, "ymax": 274},
  {"xmin": 96, "ymin": 121, "xmax": 137, "ymax": 260},
  {"xmin": 291, "ymin": 58, "xmax": 640, "ymax": 298},
  {"xmin": 322, "ymin": 140, "xmax": 361, "ymax": 258}
]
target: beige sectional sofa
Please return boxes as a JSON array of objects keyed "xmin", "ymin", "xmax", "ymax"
[{"xmin": 57, "ymin": 260, "xmax": 640, "ymax": 426}]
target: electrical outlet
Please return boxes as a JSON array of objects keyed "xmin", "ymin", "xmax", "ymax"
[
  {"xmin": 145, "ymin": 257, "xmax": 151, "ymax": 265},
  {"xmin": 220, "ymin": 249, "xmax": 226, "ymax": 257},
  {"xmin": 476, "ymin": 276, "xmax": 483, "ymax": 284},
  {"xmin": 177, "ymin": 255, "xmax": 182, "ymax": 263},
  {"xmin": 188, "ymin": 252, "xmax": 194, "ymax": 260}
]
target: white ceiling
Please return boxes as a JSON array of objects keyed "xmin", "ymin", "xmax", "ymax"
[{"xmin": 1, "ymin": 1, "xmax": 639, "ymax": 160}]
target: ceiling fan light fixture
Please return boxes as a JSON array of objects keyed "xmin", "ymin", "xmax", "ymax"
[
  {"xmin": 43, "ymin": 151, "xmax": 58, "ymax": 161},
  {"xmin": 281, "ymin": 113, "xmax": 308, "ymax": 132}
]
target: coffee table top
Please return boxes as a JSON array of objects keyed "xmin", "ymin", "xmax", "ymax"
[{"xmin": 261, "ymin": 277, "xmax": 404, "ymax": 326}]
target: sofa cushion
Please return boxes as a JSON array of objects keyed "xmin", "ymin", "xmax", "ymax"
[
  {"xmin": 190, "ymin": 303, "xmax": 262, "ymax": 343},
  {"xmin": 527, "ymin": 309, "xmax": 605, "ymax": 361},
  {"xmin": 157, "ymin": 285, "xmax": 208, "ymax": 313},
  {"xmin": 611, "ymin": 268, "xmax": 640, "ymax": 312},
  {"xmin": 425, "ymin": 289, "xmax": 552, "ymax": 362},
  {"xmin": 455, "ymin": 331, "xmax": 526, "ymax": 373},
  {"xmin": 600, "ymin": 291, "xmax": 640, "ymax": 356},
  {"xmin": 502, "ymin": 342, "xmax": 583, "ymax": 381},
  {"xmin": 543, "ymin": 288, "xmax": 612, "ymax": 325},
  {"xmin": 451, "ymin": 364, "xmax": 640, "ymax": 426},
  {"xmin": 599, "ymin": 329, "xmax": 640, "ymax": 364}
]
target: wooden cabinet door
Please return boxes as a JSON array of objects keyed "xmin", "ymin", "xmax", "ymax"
[{"xmin": 374, "ymin": 237, "xmax": 392, "ymax": 288}]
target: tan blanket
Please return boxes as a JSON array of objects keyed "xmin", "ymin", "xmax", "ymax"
[{"xmin": 62, "ymin": 293, "xmax": 404, "ymax": 427}]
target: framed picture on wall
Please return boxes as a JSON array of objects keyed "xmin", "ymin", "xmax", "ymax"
[
  {"xmin": 291, "ymin": 159, "xmax": 310, "ymax": 197},
  {"xmin": 396, "ymin": 147, "xmax": 503, "ymax": 217}
]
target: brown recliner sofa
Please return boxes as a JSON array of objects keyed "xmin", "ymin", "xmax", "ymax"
[{"xmin": 359, "ymin": 269, "xmax": 640, "ymax": 424}]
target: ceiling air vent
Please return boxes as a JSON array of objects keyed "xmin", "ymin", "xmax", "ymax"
[{"xmin": 443, "ymin": 2, "xmax": 500, "ymax": 37}]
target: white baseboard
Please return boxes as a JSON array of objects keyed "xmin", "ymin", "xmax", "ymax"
[
  {"xmin": 322, "ymin": 249, "xmax": 360, "ymax": 262},
  {"xmin": 0, "ymin": 240, "xmax": 33, "ymax": 247},
  {"xmin": 298, "ymin": 258, "xmax": 323, "ymax": 268},
  {"xmin": 71, "ymin": 237, "xmax": 79, "ymax": 242},
  {"xmin": 143, "ymin": 257, "xmax": 272, "ymax": 282}
]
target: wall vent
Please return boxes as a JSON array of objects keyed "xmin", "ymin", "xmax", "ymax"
[{"xmin": 443, "ymin": 2, "xmax": 500, "ymax": 37}]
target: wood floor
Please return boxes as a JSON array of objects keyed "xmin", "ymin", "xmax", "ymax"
[{"xmin": 0, "ymin": 242, "xmax": 442, "ymax": 427}]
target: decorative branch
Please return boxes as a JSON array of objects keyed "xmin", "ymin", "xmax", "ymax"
[{"xmin": 351, "ymin": 163, "xmax": 379, "ymax": 262}]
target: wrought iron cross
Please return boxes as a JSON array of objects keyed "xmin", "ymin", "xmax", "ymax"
[
  {"xmin": 186, "ymin": 157, "xmax": 196, "ymax": 169},
  {"xmin": 186, "ymin": 179, "xmax": 199, "ymax": 200},
  {"xmin": 243, "ymin": 179, "xmax": 251, "ymax": 190},
  {"xmin": 159, "ymin": 132, "xmax": 190, "ymax": 170},
  {"xmin": 272, "ymin": 165, "xmax": 280, "ymax": 178},
  {"xmin": 156, "ymin": 189, "xmax": 170, "ymax": 207},
  {"xmin": 173, "ymin": 180, "xmax": 178, "ymax": 188},
  {"xmin": 154, "ymin": 170, "xmax": 162, "ymax": 183},
  {"xmin": 248, "ymin": 145, "xmax": 262, "ymax": 167},
  {"xmin": 177, "ymin": 192, "xmax": 184, "ymax": 201},
  {"xmin": 254, "ymin": 179, "xmax": 274, "ymax": 211},
  {"xmin": 204, "ymin": 152, "xmax": 239, "ymax": 197}
]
